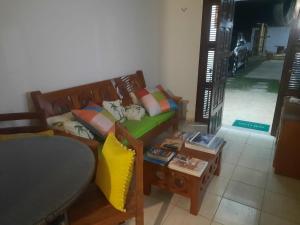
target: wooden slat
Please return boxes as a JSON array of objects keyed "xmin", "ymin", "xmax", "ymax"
[
  {"xmin": 0, "ymin": 112, "xmax": 48, "ymax": 134},
  {"xmin": 272, "ymin": 11, "xmax": 300, "ymax": 135},
  {"xmin": 31, "ymin": 72, "xmax": 146, "ymax": 117},
  {"xmin": 195, "ymin": 0, "xmax": 234, "ymax": 133}
]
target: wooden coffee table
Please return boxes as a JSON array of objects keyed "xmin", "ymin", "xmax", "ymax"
[{"xmin": 143, "ymin": 141, "xmax": 224, "ymax": 215}]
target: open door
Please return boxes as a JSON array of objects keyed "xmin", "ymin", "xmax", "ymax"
[
  {"xmin": 271, "ymin": 11, "xmax": 300, "ymax": 136},
  {"xmin": 195, "ymin": 0, "xmax": 235, "ymax": 133}
]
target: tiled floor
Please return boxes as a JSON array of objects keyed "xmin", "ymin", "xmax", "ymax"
[
  {"xmin": 126, "ymin": 126, "xmax": 300, "ymax": 225},
  {"xmin": 222, "ymin": 59, "xmax": 283, "ymax": 127}
]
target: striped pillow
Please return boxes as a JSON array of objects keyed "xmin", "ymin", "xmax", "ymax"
[
  {"xmin": 135, "ymin": 85, "xmax": 177, "ymax": 116},
  {"xmin": 72, "ymin": 102, "xmax": 115, "ymax": 139}
]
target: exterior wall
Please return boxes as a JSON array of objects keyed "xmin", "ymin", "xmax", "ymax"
[{"xmin": 265, "ymin": 26, "xmax": 290, "ymax": 53}]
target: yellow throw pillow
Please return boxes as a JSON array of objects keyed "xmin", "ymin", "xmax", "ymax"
[
  {"xmin": 0, "ymin": 130, "xmax": 54, "ymax": 141},
  {"xmin": 95, "ymin": 133, "xmax": 135, "ymax": 212}
]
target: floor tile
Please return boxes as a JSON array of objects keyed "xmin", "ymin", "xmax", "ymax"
[
  {"xmin": 247, "ymin": 133, "xmax": 274, "ymax": 149},
  {"xmin": 266, "ymin": 173, "xmax": 300, "ymax": 201},
  {"xmin": 207, "ymin": 176, "xmax": 229, "ymax": 196},
  {"xmin": 210, "ymin": 222, "xmax": 224, "ymax": 225},
  {"xmin": 238, "ymin": 154, "xmax": 270, "ymax": 172},
  {"xmin": 242, "ymin": 144, "xmax": 272, "ymax": 160},
  {"xmin": 149, "ymin": 186, "xmax": 174, "ymax": 202},
  {"xmin": 143, "ymin": 195, "xmax": 174, "ymax": 225},
  {"xmin": 222, "ymin": 149, "xmax": 241, "ymax": 165},
  {"xmin": 262, "ymin": 191, "xmax": 300, "ymax": 224},
  {"xmin": 199, "ymin": 193, "xmax": 222, "ymax": 220},
  {"xmin": 170, "ymin": 194, "xmax": 190, "ymax": 211},
  {"xmin": 259, "ymin": 212, "xmax": 299, "ymax": 225},
  {"xmin": 170, "ymin": 192, "xmax": 221, "ymax": 220},
  {"xmin": 232, "ymin": 166, "xmax": 267, "ymax": 188},
  {"xmin": 163, "ymin": 206, "xmax": 211, "ymax": 225},
  {"xmin": 216, "ymin": 128, "xmax": 227, "ymax": 138},
  {"xmin": 223, "ymin": 141, "xmax": 245, "ymax": 153},
  {"xmin": 214, "ymin": 198, "xmax": 260, "ymax": 225},
  {"xmin": 223, "ymin": 131, "xmax": 249, "ymax": 145},
  {"xmin": 224, "ymin": 180, "xmax": 264, "ymax": 209},
  {"xmin": 219, "ymin": 162, "xmax": 235, "ymax": 180}
]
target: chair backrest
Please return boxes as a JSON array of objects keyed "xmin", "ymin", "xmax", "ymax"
[
  {"xmin": 0, "ymin": 112, "xmax": 48, "ymax": 134},
  {"xmin": 31, "ymin": 71, "xmax": 146, "ymax": 117}
]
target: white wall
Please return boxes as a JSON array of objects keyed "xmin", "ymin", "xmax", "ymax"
[
  {"xmin": 160, "ymin": 0, "xmax": 203, "ymax": 120},
  {"xmin": 265, "ymin": 26, "xmax": 290, "ymax": 53},
  {"xmin": 0, "ymin": 0, "xmax": 162, "ymax": 113}
]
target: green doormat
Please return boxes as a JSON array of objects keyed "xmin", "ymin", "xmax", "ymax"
[{"xmin": 232, "ymin": 120, "xmax": 270, "ymax": 132}]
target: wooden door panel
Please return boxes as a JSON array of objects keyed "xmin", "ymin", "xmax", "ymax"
[
  {"xmin": 196, "ymin": 0, "xmax": 234, "ymax": 133},
  {"xmin": 272, "ymin": 12, "xmax": 300, "ymax": 135}
]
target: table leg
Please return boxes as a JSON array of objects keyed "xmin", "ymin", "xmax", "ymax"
[
  {"xmin": 214, "ymin": 152, "xmax": 222, "ymax": 176},
  {"xmin": 190, "ymin": 197, "xmax": 200, "ymax": 215},
  {"xmin": 189, "ymin": 181, "xmax": 203, "ymax": 215},
  {"xmin": 144, "ymin": 183, "xmax": 151, "ymax": 195}
]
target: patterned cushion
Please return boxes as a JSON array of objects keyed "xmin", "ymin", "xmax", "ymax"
[
  {"xmin": 95, "ymin": 133, "xmax": 135, "ymax": 212},
  {"xmin": 103, "ymin": 100, "xmax": 126, "ymax": 123},
  {"xmin": 124, "ymin": 104, "xmax": 145, "ymax": 121},
  {"xmin": 72, "ymin": 102, "xmax": 115, "ymax": 139},
  {"xmin": 135, "ymin": 85, "xmax": 177, "ymax": 116},
  {"xmin": 47, "ymin": 112, "xmax": 94, "ymax": 139},
  {"xmin": 47, "ymin": 112, "xmax": 74, "ymax": 131},
  {"xmin": 63, "ymin": 121, "xmax": 94, "ymax": 139}
]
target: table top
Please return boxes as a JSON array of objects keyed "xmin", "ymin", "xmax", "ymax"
[{"xmin": 0, "ymin": 136, "xmax": 95, "ymax": 225}]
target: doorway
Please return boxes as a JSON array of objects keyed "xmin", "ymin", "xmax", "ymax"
[
  {"xmin": 222, "ymin": 1, "xmax": 290, "ymax": 133},
  {"xmin": 195, "ymin": 0, "xmax": 298, "ymax": 134}
]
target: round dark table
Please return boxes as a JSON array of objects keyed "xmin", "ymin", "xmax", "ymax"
[{"xmin": 0, "ymin": 136, "xmax": 95, "ymax": 225}]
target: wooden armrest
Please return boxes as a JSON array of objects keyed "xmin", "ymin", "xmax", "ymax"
[
  {"xmin": 114, "ymin": 123, "xmax": 144, "ymax": 214},
  {"xmin": 172, "ymin": 96, "xmax": 183, "ymax": 104},
  {"xmin": 0, "ymin": 112, "xmax": 46, "ymax": 122},
  {"xmin": 0, "ymin": 112, "xmax": 48, "ymax": 134}
]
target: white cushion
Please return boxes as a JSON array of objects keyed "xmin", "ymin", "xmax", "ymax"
[
  {"xmin": 47, "ymin": 112, "xmax": 94, "ymax": 139},
  {"xmin": 124, "ymin": 104, "xmax": 146, "ymax": 121},
  {"xmin": 102, "ymin": 100, "xmax": 126, "ymax": 123}
]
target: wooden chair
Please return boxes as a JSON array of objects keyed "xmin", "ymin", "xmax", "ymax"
[
  {"xmin": 0, "ymin": 112, "xmax": 48, "ymax": 134},
  {"xmin": 67, "ymin": 123, "xmax": 144, "ymax": 225},
  {"xmin": 0, "ymin": 113, "xmax": 144, "ymax": 225}
]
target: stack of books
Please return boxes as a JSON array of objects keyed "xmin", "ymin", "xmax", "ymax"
[
  {"xmin": 168, "ymin": 154, "xmax": 208, "ymax": 177},
  {"xmin": 144, "ymin": 147, "xmax": 176, "ymax": 166},
  {"xmin": 185, "ymin": 132, "xmax": 225, "ymax": 154},
  {"xmin": 160, "ymin": 137, "xmax": 184, "ymax": 151}
]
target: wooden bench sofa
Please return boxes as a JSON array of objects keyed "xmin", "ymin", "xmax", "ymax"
[
  {"xmin": 30, "ymin": 70, "xmax": 180, "ymax": 154},
  {"xmin": 30, "ymin": 70, "xmax": 181, "ymax": 225}
]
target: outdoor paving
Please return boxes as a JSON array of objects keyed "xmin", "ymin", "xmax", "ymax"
[
  {"xmin": 245, "ymin": 60, "xmax": 284, "ymax": 80},
  {"xmin": 223, "ymin": 58, "xmax": 283, "ymax": 131}
]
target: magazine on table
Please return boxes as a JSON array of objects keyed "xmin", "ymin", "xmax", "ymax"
[
  {"xmin": 168, "ymin": 154, "xmax": 208, "ymax": 177},
  {"xmin": 145, "ymin": 146, "xmax": 175, "ymax": 162},
  {"xmin": 185, "ymin": 132, "xmax": 225, "ymax": 154},
  {"xmin": 160, "ymin": 138, "xmax": 184, "ymax": 151},
  {"xmin": 144, "ymin": 155, "xmax": 168, "ymax": 166}
]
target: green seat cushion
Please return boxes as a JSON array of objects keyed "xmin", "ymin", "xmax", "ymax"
[{"xmin": 123, "ymin": 111, "xmax": 175, "ymax": 138}]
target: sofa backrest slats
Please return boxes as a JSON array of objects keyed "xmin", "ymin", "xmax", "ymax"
[
  {"xmin": 112, "ymin": 71, "xmax": 146, "ymax": 106},
  {"xmin": 31, "ymin": 71, "xmax": 146, "ymax": 117}
]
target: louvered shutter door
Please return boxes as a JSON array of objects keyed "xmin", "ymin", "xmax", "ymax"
[
  {"xmin": 272, "ymin": 12, "xmax": 300, "ymax": 135},
  {"xmin": 288, "ymin": 51, "xmax": 300, "ymax": 91},
  {"xmin": 196, "ymin": 0, "xmax": 234, "ymax": 133}
]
